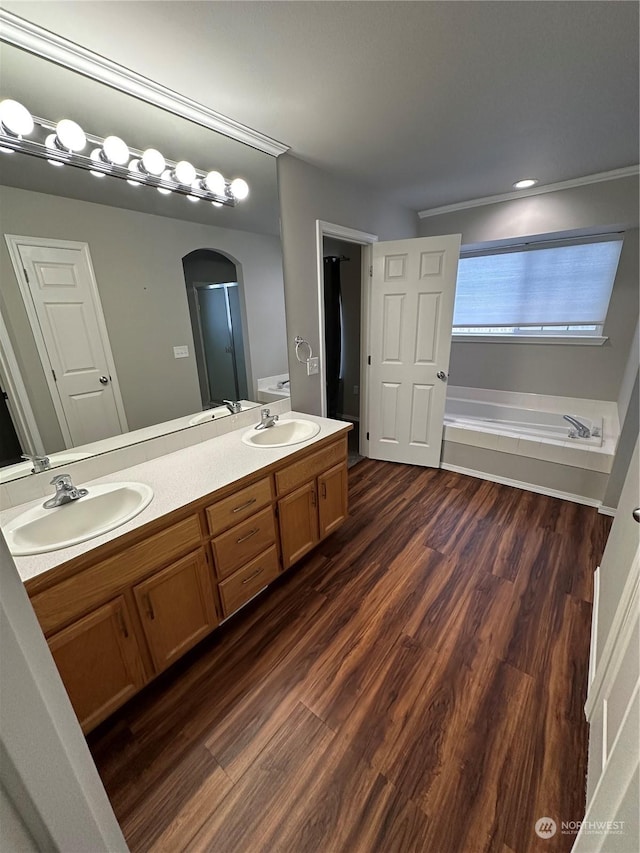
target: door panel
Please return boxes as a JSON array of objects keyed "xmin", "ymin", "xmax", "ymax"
[
  {"xmin": 48, "ymin": 596, "xmax": 146, "ymax": 732},
  {"xmin": 278, "ymin": 481, "xmax": 319, "ymax": 569},
  {"xmin": 134, "ymin": 550, "xmax": 218, "ymax": 673},
  {"xmin": 12, "ymin": 239, "xmax": 126, "ymax": 446},
  {"xmin": 368, "ymin": 234, "xmax": 461, "ymax": 467}
]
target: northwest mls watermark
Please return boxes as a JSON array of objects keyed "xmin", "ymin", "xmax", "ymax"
[{"xmin": 535, "ymin": 816, "xmax": 626, "ymax": 839}]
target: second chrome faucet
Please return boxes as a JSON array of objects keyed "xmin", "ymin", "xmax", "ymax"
[
  {"xmin": 255, "ymin": 408, "xmax": 279, "ymax": 430},
  {"xmin": 43, "ymin": 473, "xmax": 88, "ymax": 508}
]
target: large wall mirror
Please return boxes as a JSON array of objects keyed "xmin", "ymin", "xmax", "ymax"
[{"xmin": 0, "ymin": 41, "xmax": 289, "ymax": 483}]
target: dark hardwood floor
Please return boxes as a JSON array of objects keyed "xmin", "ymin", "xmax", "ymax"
[{"xmin": 88, "ymin": 460, "xmax": 612, "ymax": 853}]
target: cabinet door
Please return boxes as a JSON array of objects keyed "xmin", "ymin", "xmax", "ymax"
[
  {"xmin": 48, "ymin": 596, "xmax": 147, "ymax": 733},
  {"xmin": 278, "ymin": 481, "xmax": 319, "ymax": 570},
  {"xmin": 318, "ymin": 462, "xmax": 348, "ymax": 539},
  {"xmin": 134, "ymin": 550, "xmax": 218, "ymax": 673}
]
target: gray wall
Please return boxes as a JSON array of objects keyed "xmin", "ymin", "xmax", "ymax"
[
  {"xmin": 602, "ymin": 317, "xmax": 639, "ymax": 509},
  {"xmin": 278, "ymin": 154, "xmax": 418, "ymax": 415},
  {"xmin": 0, "ymin": 533, "xmax": 127, "ymax": 850},
  {"xmin": 419, "ymin": 176, "xmax": 640, "ymax": 402},
  {"xmin": 0, "ymin": 186, "xmax": 288, "ymax": 451}
]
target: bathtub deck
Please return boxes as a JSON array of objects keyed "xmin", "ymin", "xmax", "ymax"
[{"xmin": 88, "ymin": 460, "xmax": 611, "ymax": 853}]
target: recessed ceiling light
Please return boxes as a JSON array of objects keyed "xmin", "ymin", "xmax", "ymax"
[{"xmin": 513, "ymin": 178, "xmax": 538, "ymax": 190}]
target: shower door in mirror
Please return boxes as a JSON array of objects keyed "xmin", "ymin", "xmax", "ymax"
[{"xmin": 195, "ymin": 283, "xmax": 248, "ymax": 406}]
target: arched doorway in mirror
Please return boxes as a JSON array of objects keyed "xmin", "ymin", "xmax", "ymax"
[{"xmin": 182, "ymin": 249, "xmax": 249, "ymax": 409}]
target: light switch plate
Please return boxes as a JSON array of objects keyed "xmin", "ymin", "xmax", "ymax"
[
  {"xmin": 173, "ymin": 345, "xmax": 189, "ymax": 359},
  {"xmin": 307, "ymin": 356, "xmax": 319, "ymax": 376}
]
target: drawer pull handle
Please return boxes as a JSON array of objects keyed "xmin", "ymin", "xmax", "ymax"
[
  {"xmin": 321, "ymin": 482, "xmax": 327, "ymax": 499},
  {"xmin": 144, "ymin": 593, "xmax": 155, "ymax": 621},
  {"xmin": 311, "ymin": 489, "xmax": 317, "ymax": 507},
  {"xmin": 232, "ymin": 497, "xmax": 257, "ymax": 513},
  {"xmin": 236, "ymin": 528, "xmax": 258, "ymax": 544},
  {"xmin": 116, "ymin": 608, "xmax": 129, "ymax": 638},
  {"xmin": 242, "ymin": 567, "xmax": 264, "ymax": 585}
]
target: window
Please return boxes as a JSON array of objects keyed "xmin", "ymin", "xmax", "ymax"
[{"xmin": 452, "ymin": 234, "xmax": 623, "ymax": 343}]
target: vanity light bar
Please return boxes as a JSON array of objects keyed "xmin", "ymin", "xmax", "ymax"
[{"xmin": 0, "ymin": 100, "xmax": 249, "ymax": 207}]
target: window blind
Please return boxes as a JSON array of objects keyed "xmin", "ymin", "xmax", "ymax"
[{"xmin": 453, "ymin": 237, "xmax": 623, "ymax": 328}]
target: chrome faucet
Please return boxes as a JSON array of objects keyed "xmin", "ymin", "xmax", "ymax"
[
  {"xmin": 21, "ymin": 453, "xmax": 50, "ymax": 474},
  {"xmin": 255, "ymin": 407, "xmax": 279, "ymax": 430},
  {"xmin": 563, "ymin": 415, "xmax": 591, "ymax": 439},
  {"xmin": 224, "ymin": 400, "xmax": 242, "ymax": 414},
  {"xmin": 43, "ymin": 473, "xmax": 89, "ymax": 508}
]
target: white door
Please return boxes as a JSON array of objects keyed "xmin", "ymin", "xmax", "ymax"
[
  {"xmin": 368, "ymin": 234, "xmax": 461, "ymax": 466},
  {"xmin": 6, "ymin": 236, "xmax": 127, "ymax": 447},
  {"xmin": 575, "ymin": 437, "xmax": 639, "ymax": 852}
]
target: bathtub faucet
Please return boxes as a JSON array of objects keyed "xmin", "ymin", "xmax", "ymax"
[{"xmin": 563, "ymin": 415, "xmax": 591, "ymax": 439}]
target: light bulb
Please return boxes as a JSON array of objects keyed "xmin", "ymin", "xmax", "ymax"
[
  {"xmin": 55, "ymin": 119, "xmax": 86, "ymax": 152},
  {"xmin": 230, "ymin": 178, "xmax": 249, "ymax": 200},
  {"xmin": 89, "ymin": 149, "xmax": 106, "ymax": 177},
  {"xmin": 141, "ymin": 148, "xmax": 165, "ymax": 176},
  {"xmin": 102, "ymin": 135, "xmax": 129, "ymax": 165},
  {"xmin": 513, "ymin": 178, "xmax": 538, "ymax": 190},
  {"xmin": 157, "ymin": 170, "xmax": 173, "ymax": 194},
  {"xmin": 204, "ymin": 170, "xmax": 225, "ymax": 195},
  {"xmin": 173, "ymin": 160, "xmax": 196, "ymax": 185},
  {"xmin": 187, "ymin": 180, "xmax": 201, "ymax": 202},
  {"xmin": 127, "ymin": 158, "xmax": 143, "ymax": 185},
  {"xmin": 0, "ymin": 99, "xmax": 34, "ymax": 136},
  {"xmin": 44, "ymin": 134, "xmax": 64, "ymax": 166}
]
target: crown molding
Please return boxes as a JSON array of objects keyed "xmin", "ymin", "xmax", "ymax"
[
  {"xmin": 0, "ymin": 9, "xmax": 290, "ymax": 157},
  {"xmin": 418, "ymin": 165, "xmax": 640, "ymax": 219}
]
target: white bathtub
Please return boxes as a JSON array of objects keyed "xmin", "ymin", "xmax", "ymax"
[{"xmin": 444, "ymin": 396, "xmax": 604, "ymax": 447}]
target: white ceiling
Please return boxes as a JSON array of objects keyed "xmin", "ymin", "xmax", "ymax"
[{"xmin": 2, "ymin": 0, "xmax": 639, "ymax": 211}]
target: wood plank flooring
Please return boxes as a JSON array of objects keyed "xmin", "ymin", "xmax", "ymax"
[{"xmin": 88, "ymin": 460, "xmax": 612, "ymax": 853}]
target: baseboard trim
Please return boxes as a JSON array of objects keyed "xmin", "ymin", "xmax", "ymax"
[
  {"xmin": 440, "ymin": 462, "xmax": 601, "ymax": 507},
  {"xmin": 597, "ymin": 504, "xmax": 617, "ymax": 517}
]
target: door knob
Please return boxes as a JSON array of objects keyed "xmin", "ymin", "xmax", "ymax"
[
  {"xmin": 99, "ymin": 375, "xmax": 109, "ymax": 385},
  {"xmin": 436, "ymin": 371, "xmax": 448, "ymax": 381},
  {"xmin": 633, "ymin": 507, "xmax": 640, "ymax": 523}
]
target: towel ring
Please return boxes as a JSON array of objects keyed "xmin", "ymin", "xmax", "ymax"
[{"xmin": 294, "ymin": 336, "xmax": 313, "ymax": 364}]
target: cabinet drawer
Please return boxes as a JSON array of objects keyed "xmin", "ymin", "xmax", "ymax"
[
  {"xmin": 275, "ymin": 438, "xmax": 347, "ymax": 496},
  {"xmin": 212, "ymin": 506, "xmax": 277, "ymax": 580},
  {"xmin": 31, "ymin": 514, "xmax": 202, "ymax": 636},
  {"xmin": 218, "ymin": 546, "xmax": 280, "ymax": 617},
  {"xmin": 206, "ymin": 476, "xmax": 273, "ymax": 536}
]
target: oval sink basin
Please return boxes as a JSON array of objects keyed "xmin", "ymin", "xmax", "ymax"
[
  {"xmin": 4, "ymin": 482, "xmax": 154, "ymax": 556},
  {"xmin": 241, "ymin": 418, "xmax": 321, "ymax": 448},
  {"xmin": 188, "ymin": 411, "xmax": 217, "ymax": 426}
]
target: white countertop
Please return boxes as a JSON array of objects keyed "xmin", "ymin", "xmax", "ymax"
[{"xmin": 2, "ymin": 413, "xmax": 349, "ymax": 584}]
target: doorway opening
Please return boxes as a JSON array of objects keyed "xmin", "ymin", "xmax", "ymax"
[
  {"xmin": 316, "ymin": 221, "xmax": 378, "ymax": 467},
  {"xmin": 323, "ymin": 239, "xmax": 363, "ymax": 466},
  {"xmin": 182, "ymin": 249, "xmax": 249, "ymax": 409}
]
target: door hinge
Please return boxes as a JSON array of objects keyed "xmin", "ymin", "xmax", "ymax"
[
  {"xmin": 1, "ymin": 390, "xmax": 8, "ymax": 401},
  {"xmin": 51, "ymin": 369, "xmax": 57, "ymax": 382},
  {"xmin": 367, "ymin": 355, "xmax": 371, "ymax": 365},
  {"xmin": 23, "ymin": 268, "xmax": 29, "ymax": 284},
  {"xmin": 369, "ymin": 265, "xmax": 373, "ymax": 277}
]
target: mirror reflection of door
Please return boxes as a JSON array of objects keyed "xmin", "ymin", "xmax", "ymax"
[{"xmin": 183, "ymin": 250, "xmax": 249, "ymax": 408}]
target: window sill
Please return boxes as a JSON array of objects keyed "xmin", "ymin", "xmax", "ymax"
[{"xmin": 452, "ymin": 335, "xmax": 608, "ymax": 346}]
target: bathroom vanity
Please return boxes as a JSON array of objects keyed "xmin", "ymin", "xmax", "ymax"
[{"xmin": 8, "ymin": 416, "xmax": 350, "ymax": 733}]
